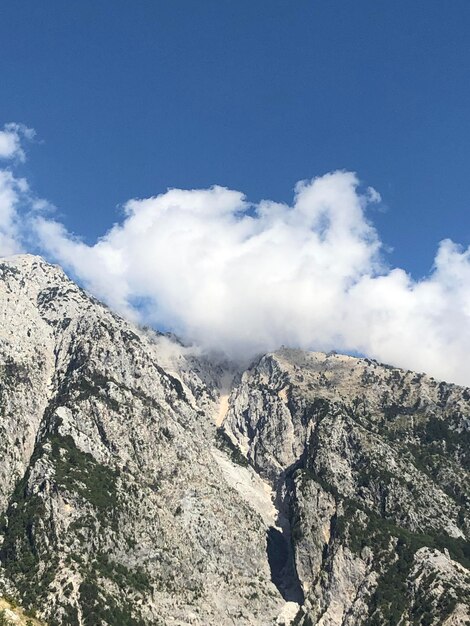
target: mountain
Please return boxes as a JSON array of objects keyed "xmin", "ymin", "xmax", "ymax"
[{"xmin": 0, "ymin": 254, "xmax": 468, "ymax": 626}]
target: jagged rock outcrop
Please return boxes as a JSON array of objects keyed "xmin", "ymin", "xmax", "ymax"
[
  {"xmin": 224, "ymin": 349, "xmax": 470, "ymax": 625},
  {"xmin": 0, "ymin": 256, "xmax": 469, "ymax": 625}
]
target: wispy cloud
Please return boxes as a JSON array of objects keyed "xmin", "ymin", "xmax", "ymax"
[
  {"xmin": 2, "ymin": 124, "xmax": 470, "ymax": 386},
  {"xmin": 0, "ymin": 122, "xmax": 35, "ymax": 162}
]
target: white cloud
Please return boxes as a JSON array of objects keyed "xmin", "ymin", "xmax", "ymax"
[
  {"xmin": 34, "ymin": 173, "xmax": 381, "ymax": 352},
  {"xmin": 0, "ymin": 123, "xmax": 35, "ymax": 162},
  {"xmin": 0, "ymin": 170, "xmax": 29, "ymax": 256},
  {"xmin": 0, "ymin": 123, "xmax": 36, "ymax": 255},
  {"xmin": 2, "ymin": 124, "xmax": 470, "ymax": 385},
  {"xmin": 33, "ymin": 171, "xmax": 470, "ymax": 386}
]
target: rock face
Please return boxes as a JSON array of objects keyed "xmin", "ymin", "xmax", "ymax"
[
  {"xmin": 224, "ymin": 350, "xmax": 470, "ymax": 625},
  {"xmin": 0, "ymin": 255, "xmax": 282, "ymax": 626},
  {"xmin": 0, "ymin": 255, "xmax": 468, "ymax": 626}
]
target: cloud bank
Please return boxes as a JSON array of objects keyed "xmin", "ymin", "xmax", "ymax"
[
  {"xmin": 0, "ymin": 124, "xmax": 34, "ymax": 255},
  {"xmin": 2, "ymin": 124, "xmax": 470, "ymax": 386}
]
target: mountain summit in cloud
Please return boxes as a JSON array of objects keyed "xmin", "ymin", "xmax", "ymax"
[{"xmin": 1, "ymin": 123, "xmax": 470, "ymax": 385}]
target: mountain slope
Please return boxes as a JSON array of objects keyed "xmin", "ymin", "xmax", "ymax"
[
  {"xmin": 0, "ymin": 255, "xmax": 283, "ymax": 625},
  {"xmin": 0, "ymin": 255, "xmax": 468, "ymax": 626}
]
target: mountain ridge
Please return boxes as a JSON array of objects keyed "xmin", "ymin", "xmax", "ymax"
[{"xmin": 0, "ymin": 254, "xmax": 468, "ymax": 625}]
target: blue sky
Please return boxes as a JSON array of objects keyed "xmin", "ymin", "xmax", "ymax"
[{"xmin": 1, "ymin": 0, "xmax": 469, "ymax": 278}]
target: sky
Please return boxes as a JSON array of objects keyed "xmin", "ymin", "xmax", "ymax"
[{"xmin": 1, "ymin": 1, "xmax": 470, "ymax": 384}]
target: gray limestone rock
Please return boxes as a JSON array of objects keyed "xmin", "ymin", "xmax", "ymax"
[{"xmin": 0, "ymin": 256, "xmax": 468, "ymax": 626}]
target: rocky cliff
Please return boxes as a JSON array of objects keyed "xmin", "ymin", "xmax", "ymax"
[
  {"xmin": 0, "ymin": 255, "xmax": 468, "ymax": 625},
  {"xmin": 224, "ymin": 349, "xmax": 470, "ymax": 625}
]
